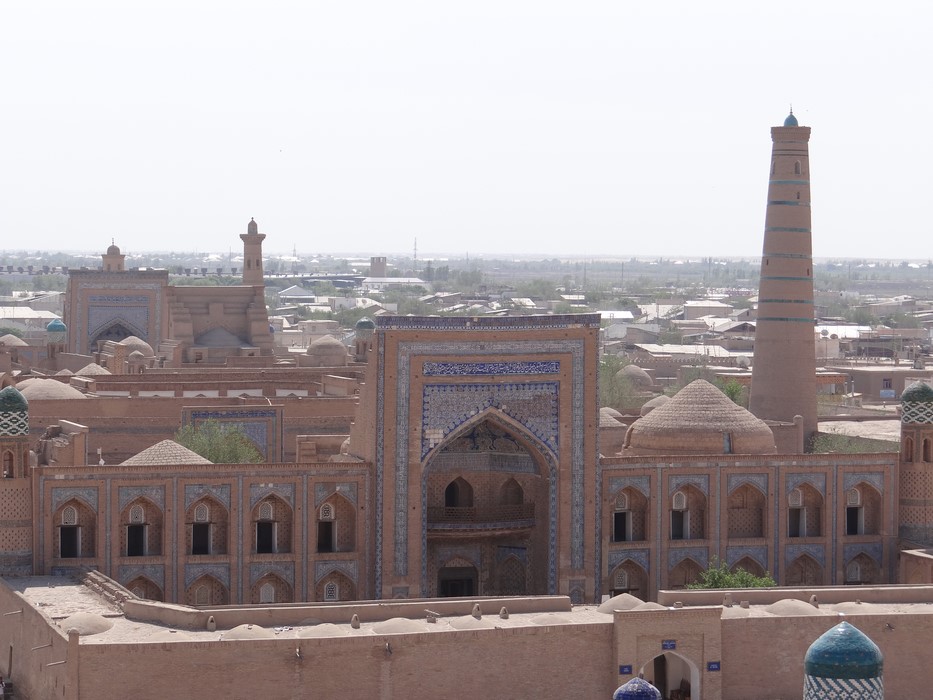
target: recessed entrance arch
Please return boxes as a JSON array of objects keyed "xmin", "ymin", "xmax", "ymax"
[
  {"xmin": 422, "ymin": 408, "xmax": 558, "ymax": 597},
  {"xmin": 639, "ymin": 651, "xmax": 701, "ymax": 700},
  {"xmin": 438, "ymin": 563, "xmax": 478, "ymax": 597}
]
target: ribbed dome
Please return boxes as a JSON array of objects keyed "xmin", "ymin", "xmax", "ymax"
[
  {"xmin": 805, "ymin": 621, "xmax": 883, "ymax": 680},
  {"xmin": 19, "ymin": 378, "xmax": 86, "ymax": 400},
  {"xmin": 119, "ymin": 335, "xmax": 155, "ymax": 357},
  {"xmin": 120, "ymin": 440, "xmax": 212, "ymax": 466},
  {"xmin": 626, "ymin": 379, "xmax": 775, "ymax": 454},
  {"xmin": 0, "ymin": 386, "xmax": 28, "ymax": 412},
  {"xmin": 640, "ymin": 394, "xmax": 670, "ymax": 416},
  {"xmin": 76, "ymin": 362, "xmax": 111, "ymax": 376}
]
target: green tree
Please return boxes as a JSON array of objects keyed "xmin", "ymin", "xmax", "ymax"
[
  {"xmin": 715, "ymin": 378, "xmax": 747, "ymax": 407},
  {"xmin": 174, "ymin": 420, "xmax": 264, "ymax": 464},
  {"xmin": 599, "ymin": 355, "xmax": 636, "ymax": 411},
  {"xmin": 0, "ymin": 327, "xmax": 24, "ymax": 338},
  {"xmin": 688, "ymin": 558, "xmax": 776, "ymax": 589}
]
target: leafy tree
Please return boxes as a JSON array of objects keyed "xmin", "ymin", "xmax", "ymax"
[
  {"xmin": 174, "ymin": 420, "xmax": 264, "ymax": 464},
  {"xmin": 599, "ymin": 355, "xmax": 636, "ymax": 412},
  {"xmin": 0, "ymin": 327, "xmax": 24, "ymax": 338},
  {"xmin": 715, "ymin": 378, "xmax": 747, "ymax": 407},
  {"xmin": 688, "ymin": 558, "xmax": 776, "ymax": 589}
]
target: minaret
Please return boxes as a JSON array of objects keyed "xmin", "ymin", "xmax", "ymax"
[
  {"xmin": 749, "ymin": 111, "xmax": 818, "ymax": 446},
  {"xmin": 102, "ymin": 240, "xmax": 126, "ymax": 272},
  {"xmin": 898, "ymin": 382, "xmax": 933, "ymax": 544},
  {"xmin": 240, "ymin": 218, "xmax": 266, "ymax": 286}
]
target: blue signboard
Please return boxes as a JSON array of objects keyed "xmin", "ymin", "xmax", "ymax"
[
  {"xmin": 707, "ymin": 661, "xmax": 721, "ymax": 672},
  {"xmin": 662, "ymin": 640, "xmax": 676, "ymax": 650},
  {"xmin": 619, "ymin": 665, "xmax": 633, "ymax": 675}
]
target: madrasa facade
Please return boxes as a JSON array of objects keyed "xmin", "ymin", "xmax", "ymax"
[{"xmin": 0, "ymin": 113, "xmax": 929, "ymax": 607}]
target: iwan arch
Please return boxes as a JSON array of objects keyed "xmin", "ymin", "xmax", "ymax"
[{"xmin": 346, "ymin": 314, "xmax": 600, "ymax": 601}]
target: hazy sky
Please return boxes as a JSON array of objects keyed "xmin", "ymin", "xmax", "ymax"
[{"xmin": 4, "ymin": 2, "xmax": 931, "ymax": 259}]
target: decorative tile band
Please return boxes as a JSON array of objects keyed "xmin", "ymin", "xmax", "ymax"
[
  {"xmin": 184, "ymin": 484, "xmax": 231, "ymax": 510},
  {"xmin": 250, "ymin": 561, "xmax": 294, "ymax": 587},
  {"xmin": 118, "ymin": 486, "xmax": 165, "ymax": 511},
  {"xmin": 787, "ymin": 473, "xmax": 826, "ymax": 496},
  {"xmin": 51, "ymin": 487, "xmax": 98, "ymax": 513},
  {"xmin": 422, "ymin": 360, "xmax": 561, "ymax": 376},
  {"xmin": 119, "ymin": 564, "xmax": 165, "ymax": 589},
  {"xmin": 727, "ymin": 474, "xmax": 768, "ymax": 496},
  {"xmin": 726, "ymin": 545, "xmax": 769, "ymax": 571},
  {"xmin": 786, "ymin": 543, "xmax": 826, "ymax": 567},
  {"xmin": 314, "ymin": 559, "xmax": 359, "ymax": 584},
  {"xmin": 185, "ymin": 563, "xmax": 230, "ymax": 589},
  {"xmin": 668, "ymin": 546, "xmax": 708, "ymax": 570},
  {"xmin": 249, "ymin": 483, "xmax": 295, "ymax": 509},
  {"xmin": 608, "ymin": 548, "xmax": 650, "ymax": 573},
  {"xmin": 608, "ymin": 475, "xmax": 651, "ymax": 499}
]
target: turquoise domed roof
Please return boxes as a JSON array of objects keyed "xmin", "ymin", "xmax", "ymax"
[
  {"xmin": 47, "ymin": 318, "xmax": 66, "ymax": 332},
  {"xmin": 902, "ymin": 382, "xmax": 933, "ymax": 403},
  {"xmin": 784, "ymin": 111, "xmax": 799, "ymax": 127},
  {"xmin": 355, "ymin": 317, "xmax": 376, "ymax": 330},
  {"xmin": 0, "ymin": 386, "xmax": 28, "ymax": 412},
  {"xmin": 804, "ymin": 621, "xmax": 883, "ymax": 680},
  {"xmin": 613, "ymin": 677, "xmax": 662, "ymax": 700}
]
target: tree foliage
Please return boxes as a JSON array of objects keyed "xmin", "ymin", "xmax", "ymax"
[
  {"xmin": 599, "ymin": 355, "xmax": 637, "ymax": 412},
  {"xmin": 174, "ymin": 420, "xmax": 264, "ymax": 464},
  {"xmin": 687, "ymin": 558, "xmax": 776, "ymax": 589}
]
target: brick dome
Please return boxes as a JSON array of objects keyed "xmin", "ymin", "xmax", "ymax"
[
  {"xmin": 616, "ymin": 364, "xmax": 652, "ymax": 388},
  {"xmin": 19, "ymin": 378, "xmax": 87, "ymax": 400},
  {"xmin": 625, "ymin": 379, "xmax": 775, "ymax": 454},
  {"xmin": 305, "ymin": 335, "xmax": 348, "ymax": 367},
  {"xmin": 119, "ymin": 335, "xmax": 155, "ymax": 357}
]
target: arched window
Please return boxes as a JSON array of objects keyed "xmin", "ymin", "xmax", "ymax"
[
  {"xmin": 614, "ymin": 569, "xmax": 628, "ymax": 590},
  {"xmin": 194, "ymin": 503, "xmax": 210, "ymax": 522},
  {"xmin": 195, "ymin": 585, "xmax": 210, "ymax": 606},
  {"xmin": 319, "ymin": 503, "xmax": 335, "ymax": 521},
  {"xmin": 846, "ymin": 488, "xmax": 861, "ymax": 507},
  {"xmin": 129, "ymin": 504, "xmax": 145, "ymax": 523},
  {"xmin": 2, "ymin": 450, "xmax": 13, "ymax": 477},
  {"xmin": 259, "ymin": 583, "xmax": 275, "ymax": 604},
  {"xmin": 794, "ymin": 160, "xmax": 801, "ymax": 175},
  {"xmin": 924, "ymin": 438, "xmax": 932, "ymax": 463},
  {"xmin": 903, "ymin": 437, "xmax": 914, "ymax": 463},
  {"xmin": 500, "ymin": 478, "xmax": 523, "ymax": 506},
  {"xmin": 846, "ymin": 561, "xmax": 861, "ymax": 583},
  {"xmin": 324, "ymin": 581, "xmax": 338, "ymax": 602},
  {"xmin": 788, "ymin": 488, "xmax": 803, "ymax": 508},
  {"xmin": 259, "ymin": 501, "xmax": 274, "ymax": 521},
  {"xmin": 846, "ymin": 488, "xmax": 863, "ymax": 535},
  {"xmin": 62, "ymin": 506, "xmax": 78, "ymax": 526},
  {"xmin": 672, "ymin": 491, "xmax": 687, "ymax": 511}
]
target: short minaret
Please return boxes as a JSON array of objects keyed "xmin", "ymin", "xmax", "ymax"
[
  {"xmin": 0, "ymin": 385, "xmax": 34, "ymax": 576},
  {"xmin": 898, "ymin": 381, "xmax": 933, "ymax": 544},
  {"xmin": 749, "ymin": 110, "xmax": 818, "ymax": 447},
  {"xmin": 803, "ymin": 621, "xmax": 883, "ymax": 699},
  {"xmin": 102, "ymin": 240, "xmax": 126, "ymax": 272},
  {"xmin": 240, "ymin": 218, "xmax": 266, "ymax": 286}
]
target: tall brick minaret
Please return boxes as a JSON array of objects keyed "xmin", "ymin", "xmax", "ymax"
[
  {"xmin": 749, "ymin": 111, "xmax": 817, "ymax": 447},
  {"xmin": 240, "ymin": 218, "xmax": 266, "ymax": 286}
]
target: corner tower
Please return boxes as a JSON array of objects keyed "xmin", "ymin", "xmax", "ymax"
[
  {"xmin": 749, "ymin": 111, "xmax": 817, "ymax": 446},
  {"xmin": 0, "ymin": 385, "xmax": 33, "ymax": 576},
  {"xmin": 240, "ymin": 218, "xmax": 266, "ymax": 286},
  {"xmin": 898, "ymin": 382, "xmax": 933, "ymax": 545}
]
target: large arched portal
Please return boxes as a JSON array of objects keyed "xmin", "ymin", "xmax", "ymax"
[{"xmin": 422, "ymin": 412, "xmax": 554, "ymax": 597}]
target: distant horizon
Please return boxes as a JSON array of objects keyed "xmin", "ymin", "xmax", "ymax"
[{"xmin": 1, "ymin": 247, "xmax": 931, "ymax": 266}]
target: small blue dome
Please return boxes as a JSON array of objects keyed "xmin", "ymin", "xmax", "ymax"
[
  {"xmin": 613, "ymin": 677, "xmax": 662, "ymax": 700},
  {"xmin": 355, "ymin": 316, "xmax": 376, "ymax": 330},
  {"xmin": 47, "ymin": 319, "xmax": 67, "ymax": 332},
  {"xmin": 804, "ymin": 621, "xmax": 883, "ymax": 680},
  {"xmin": 0, "ymin": 386, "xmax": 28, "ymax": 412},
  {"xmin": 784, "ymin": 111, "xmax": 799, "ymax": 127}
]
